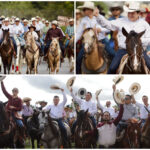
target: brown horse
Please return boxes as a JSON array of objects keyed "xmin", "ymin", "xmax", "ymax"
[
  {"xmin": 47, "ymin": 38, "xmax": 61, "ymax": 74},
  {"xmin": 141, "ymin": 114, "xmax": 150, "ymax": 148},
  {"xmin": 65, "ymin": 36, "xmax": 74, "ymax": 72},
  {"xmin": 117, "ymin": 27, "xmax": 148, "ymax": 74},
  {"xmin": 0, "ymin": 29, "xmax": 14, "ymax": 74},
  {"xmin": 116, "ymin": 122, "xmax": 141, "ymax": 148},
  {"xmin": 81, "ymin": 28, "xmax": 107, "ymax": 74},
  {"xmin": 74, "ymin": 110, "xmax": 97, "ymax": 148}
]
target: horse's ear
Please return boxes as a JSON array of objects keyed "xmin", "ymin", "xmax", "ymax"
[
  {"xmin": 138, "ymin": 30, "xmax": 145, "ymax": 39},
  {"xmin": 122, "ymin": 27, "xmax": 128, "ymax": 37},
  {"xmin": 2, "ymin": 29, "xmax": 4, "ymax": 31},
  {"xmin": 85, "ymin": 109, "xmax": 89, "ymax": 114},
  {"xmin": 7, "ymin": 29, "xmax": 9, "ymax": 32}
]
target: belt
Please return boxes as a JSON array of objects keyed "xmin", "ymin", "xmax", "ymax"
[{"xmin": 51, "ymin": 117, "xmax": 62, "ymax": 121}]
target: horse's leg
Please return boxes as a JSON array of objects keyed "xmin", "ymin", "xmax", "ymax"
[
  {"xmin": 31, "ymin": 138, "xmax": 35, "ymax": 149},
  {"xmin": 56, "ymin": 58, "xmax": 60, "ymax": 73},
  {"xmin": 34, "ymin": 53, "xmax": 39, "ymax": 74},
  {"xmin": 50, "ymin": 61, "xmax": 54, "ymax": 74}
]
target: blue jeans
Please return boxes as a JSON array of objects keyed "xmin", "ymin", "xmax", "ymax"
[
  {"xmin": 56, "ymin": 119, "xmax": 67, "ymax": 141},
  {"xmin": 65, "ymin": 39, "xmax": 70, "ymax": 48},
  {"xmin": 141, "ymin": 119, "xmax": 146, "ymax": 128},
  {"xmin": 108, "ymin": 49, "xmax": 150, "ymax": 74},
  {"xmin": 117, "ymin": 121, "xmax": 128, "ymax": 133},
  {"xmin": 12, "ymin": 113, "xmax": 24, "ymax": 128}
]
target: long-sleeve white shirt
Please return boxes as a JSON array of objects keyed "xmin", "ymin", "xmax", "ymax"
[
  {"xmin": 96, "ymin": 15, "xmax": 150, "ymax": 49},
  {"xmin": 1, "ymin": 25, "xmax": 14, "ymax": 36},
  {"xmin": 71, "ymin": 92, "xmax": 97, "ymax": 116},
  {"xmin": 97, "ymin": 100, "xmax": 115, "ymax": 118},
  {"xmin": 43, "ymin": 92, "xmax": 67, "ymax": 119},
  {"xmin": 13, "ymin": 24, "xmax": 24, "ymax": 36},
  {"xmin": 76, "ymin": 16, "xmax": 107, "ymax": 43},
  {"xmin": 135, "ymin": 102, "xmax": 150, "ymax": 119}
]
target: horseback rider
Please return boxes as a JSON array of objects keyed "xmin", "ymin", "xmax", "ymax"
[
  {"xmin": 43, "ymin": 89, "xmax": 68, "ymax": 144},
  {"xmin": 94, "ymin": 2, "xmax": 150, "ymax": 74},
  {"xmin": 132, "ymin": 95, "xmax": 150, "ymax": 127},
  {"xmin": 22, "ymin": 19, "xmax": 29, "ymax": 33},
  {"xmin": 97, "ymin": 100, "xmax": 115, "ymax": 120},
  {"xmin": 70, "ymin": 87, "xmax": 97, "ymax": 134},
  {"xmin": 112, "ymin": 84, "xmax": 138, "ymax": 136},
  {"xmin": 0, "ymin": 80, "xmax": 24, "ymax": 130},
  {"xmin": 65, "ymin": 19, "xmax": 74, "ymax": 48},
  {"xmin": 44, "ymin": 20, "xmax": 65, "ymax": 59},
  {"xmin": 37, "ymin": 100, "xmax": 47, "ymax": 111},
  {"xmin": 0, "ymin": 17, "xmax": 17, "ymax": 57},
  {"xmin": 22, "ymin": 97, "xmax": 33, "ymax": 130},
  {"xmin": 85, "ymin": 101, "xmax": 124, "ymax": 148},
  {"xmin": 76, "ymin": 2, "xmax": 108, "ymax": 74}
]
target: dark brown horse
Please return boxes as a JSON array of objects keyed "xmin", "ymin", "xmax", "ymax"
[
  {"xmin": 141, "ymin": 114, "xmax": 150, "ymax": 148},
  {"xmin": 0, "ymin": 29, "xmax": 14, "ymax": 74},
  {"xmin": 74, "ymin": 109, "xmax": 97, "ymax": 148},
  {"xmin": 116, "ymin": 122, "xmax": 141, "ymax": 148},
  {"xmin": 118, "ymin": 27, "xmax": 148, "ymax": 74}
]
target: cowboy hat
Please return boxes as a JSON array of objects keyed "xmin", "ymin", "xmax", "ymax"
[
  {"xmin": 31, "ymin": 17, "xmax": 36, "ymax": 22},
  {"xmin": 113, "ymin": 75, "xmax": 124, "ymax": 85},
  {"xmin": 69, "ymin": 19, "xmax": 74, "ymax": 22},
  {"xmin": 15, "ymin": 18, "xmax": 20, "ymax": 22},
  {"xmin": 4, "ymin": 18, "xmax": 9, "ymax": 22},
  {"xmin": 109, "ymin": 3, "xmax": 123, "ymax": 13},
  {"xmin": 36, "ymin": 100, "xmax": 47, "ymax": 105},
  {"xmin": 129, "ymin": 82, "xmax": 141, "ymax": 95},
  {"xmin": 28, "ymin": 25, "xmax": 36, "ymax": 30},
  {"xmin": 1, "ymin": 15, "xmax": 5, "ymax": 19},
  {"xmin": 50, "ymin": 84, "xmax": 63, "ymax": 90},
  {"xmin": 51, "ymin": 20, "xmax": 58, "ymax": 26},
  {"xmin": 95, "ymin": 89, "xmax": 102, "ymax": 98},
  {"xmin": 66, "ymin": 76, "xmax": 76, "ymax": 90},
  {"xmin": 114, "ymin": 89, "xmax": 125, "ymax": 104},
  {"xmin": 0, "ymin": 76, "xmax": 6, "ymax": 81},
  {"xmin": 124, "ymin": 2, "xmax": 140, "ymax": 12},
  {"xmin": 78, "ymin": 2, "xmax": 95, "ymax": 10},
  {"xmin": 23, "ymin": 97, "xmax": 32, "ymax": 102},
  {"xmin": 76, "ymin": 9, "xmax": 81, "ymax": 14},
  {"xmin": 23, "ymin": 19, "xmax": 28, "ymax": 22},
  {"xmin": 45, "ymin": 20, "xmax": 49, "ymax": 24}
]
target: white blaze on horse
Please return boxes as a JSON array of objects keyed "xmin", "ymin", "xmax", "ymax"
[
  {"xmin": 47, "ymin": 37, "xmax": 61, "ymax": 74},
  {"xmin": 25, "ymin": 31, "xmax": 39, "ymax": 74}
]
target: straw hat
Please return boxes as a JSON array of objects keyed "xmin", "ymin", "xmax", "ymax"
[
  {"xmin": 109, "ymin": 3, "xmax": 123, "ymax": 13},
  {"xmin": 36, "ymin": 100, "xmax": 47, "ymax": 105},
  {"xmin": 0, "ymin": 76, "xmax": 6, "ymax": 81},
  {"xmin": 114, "ymin": 89, "xmax": 125, "ymax": 104},
  {"xmin": 23, "ymin": 97, "xmax": 32, "ymax": 102},
  {"xmin": 113, "ymin": 75, "xmax": 124, "ymax": 85},
  {"xmin": 69, "ymin": 19, "xmax": 74, "ymax": 22},
  {"xmin": 124, "ymin": 2, "xmax": 140, "ymax": 12},
  {"xmin": 129, "ymin": 82, "xmax": 141, "ymax": 95},
  {"xmin": 95, "ymin": 89, "xmax": 102, "ymax": 98},
  {"xmin": 66, "ymin": 76, "xmax": 76, "ymax": 90},
  {"xmin": 28, "ymin": 25, "xmax": 36, "ymax": 30},
  {"xmin": 76, "ymin": 9, "xmax": 81, "ymax": 14},
  {"xmin": 23, "ymin": 19, "xmax": 28, "ymax": 23},
  {"xmin": 50, "ymin": 84, "xmax": 62, "ymax": 90},
  {"xmin": 4, "ymin": 18, "xmax": 9, "ymax": 22},
  {"xmin": 31, "ymin": 17, "xmax": 36, "ymax": 22},
  {"xmin": 78, "ymin": 2, "xmax": 95, "ymax": 10},
  {"xmin": 15, "ymin": 18, "xmax": 20, "ymax": 22}
]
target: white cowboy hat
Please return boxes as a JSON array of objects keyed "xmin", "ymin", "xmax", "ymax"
[
  {"xmin": 76, "ymin": 9, "xmax": 81, "ymax": 14},
  {"xmin": 95, "ymin": 89, "xmax": 102, "ymax": 98},
  {"xmin": 45, "ymin": 20, "xmax": 49, "ymax": 24},
  {"xmin": 36, "ymin": 16, "xmax": 40, "ymax": 19},
  {"xmin": 113, "ymin": 75, "xmax": 124, "ymax": 85},
  {"xmin": 66, "ymin": 76, "xmax": 76, "ymax": 90},
  {"xmin": 23, "ymin": 97, "xmax": 32, "ymax": 102},
  {"xmin": 0, "ymin": 76, "xmax": 6, "ymax": 81},
  {"xmin": 31, "ymin": 17, "xmax": 36, "ymax": 22},
  {"xmin": 78, "ymin": 2, "xmax": 95, "ymax": 10},
  {"xmin": 109, "ymin": 3, "xmax": 123, "ymax": 13},
  {"xmin": 124, "ymin": 2, "xmax": 140, "ymax": 12},
  {"xmin": 69, "ymin": 19, "xmax": 74, "ymax": 22},
  {"xmin": 129, "ymin": 82, "xmax": 141, "ymax": 95},
  {"xmin": 114, "ymin": 89, "xmax": 125, "ymax": 104},
  {"xmin": 50, "ymin": 84, "xmax": 62, "ymax": 90},
  {"xmin": 51, "ymin": 20, "xmax": 58, "ymax": 25},
  {"xmin": 15, "ymin": 18, "xmax": 20, "ymax": 22},
  {"xmin": 1, "ymin": 15, "xmax": 5, "ymax": 19},
  {"xmin": 23, "ymin": 19, "xmax": 28, "ymax": 22},
  {"xmin": 4, "ymin": 18, "xmax": 9, "ymax": 22}
]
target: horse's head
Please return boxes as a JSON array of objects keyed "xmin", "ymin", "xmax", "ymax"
[
  {"xmin": 25, "ymin": 31, "xmax": 34, "ymax": 47},
  {"xmin": 77, "ymin": 109, "xmax": 89, "ymax": 122},
  {"xmin": 2, "ymin": 29, "xmax": 10, "ymax": 45},
  {"xmin": 81, "ymin": 28, "xmax": 97, "ymax": 54},
  {"xmin": 122, "ymin": 27, "xmax": 145, "ymax": 72},
  {"xmin": 50, "ymin": 38, "xmax": 59, "ymax": 54},
  {"xmin": 127, "ymin": 122, "xmax": 141, "ymax": 148}
]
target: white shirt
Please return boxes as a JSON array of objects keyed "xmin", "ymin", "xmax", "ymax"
[
  {"xmin": 76, "ymin": 16, "xmax": 107, "ymax": 43},
  {"xmin": 13, "ymin": 23, "xmax": 24, "ymax": 35},
  {"xmin": 37, "ymin": 21, "xmax": 44, "ymax": 30},
  {"xmin": 43, "ymin": 92, "xmax": 67, "ymax": 119},
  {"xmin": 97, "ymin": 123, "xmax": 117, "ymax": 147},
  {"xmin": 31, "ymin": 31, "xmax": 39, "ymax": 41},
  {"xmin": 32, "ymin": 23, "xmax": 40, "ymax": 31},
  {"xmin": 0, "ymin": 29, "xmax": 3, "ymax": 40},
  {"xmin": 69, "ymin": 111, "xmax": 76, "ymax": 119},
  {"xmin": 96, "ymin": 15, "xmax": 150, "ymax": 49},
  {"xmin": 2, "ymin": 25, "xmax": 14, "ymax": 36},
  {"xmin": 71, "ymin": 92, "xmax": 97, "ymax": 116},
  {"xmin": 135, "ymin": 102, "xmax": 150, "ymax": 119},
  {"xmin": 97, "ymin": 100, "xmax": 115, "ymax": 118}
]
